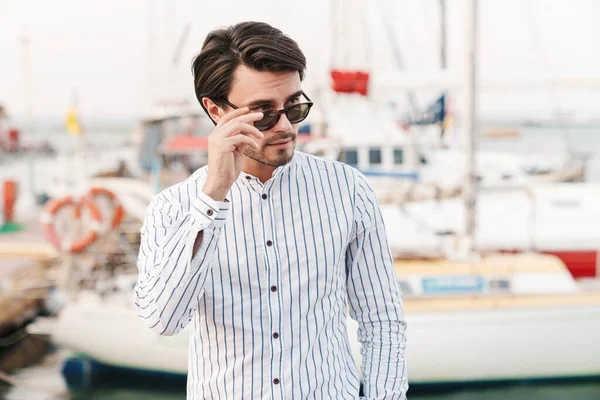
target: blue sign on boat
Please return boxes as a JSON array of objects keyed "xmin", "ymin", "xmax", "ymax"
[{"xmin": 421, "ymin": 275, "xmax": 485, "ymax": 294}]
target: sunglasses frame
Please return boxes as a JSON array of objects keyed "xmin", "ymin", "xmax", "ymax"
[{"xmin": 204, "ymin": 92, "xmax": 313, "ymax": 131}]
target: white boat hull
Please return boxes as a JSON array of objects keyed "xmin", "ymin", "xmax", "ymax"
[
  {"xmin": 53, "ymin": 294, "xmax": 189, "ymax": 375},
  {"xmin": 399, "ymin": 305, "xmax": 600, "ymax": 384},
  {"xmin": 52, "ymin": 293, "xmax": 600, "ymax": 385}
]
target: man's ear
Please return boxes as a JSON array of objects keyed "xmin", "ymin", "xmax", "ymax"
[{"xmin": 202, "ymin": 98, "xmax": 224, "ymax": 124}]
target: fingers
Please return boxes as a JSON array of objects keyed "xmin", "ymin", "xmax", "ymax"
[
  {"xmin": 223, "ymin": 122, "xmax": 264, "ymax": 141},
  {"xmin": 217, "ymin": 107, "xmax": 263, "ymax": 128},
  {"xmin": 231, "ymin": 112, "xmax": 266, "ymax": 128},
  {"xmin": 216, "ymin": 106, "xmax": 251, "ymax": 127},
  {"xmin": 225, "ymin": 135, "xmax": 259, "ymax": 151},
  {"xmin": 214, "ymin": 109, "xmax": 264, "ymax": 141}
]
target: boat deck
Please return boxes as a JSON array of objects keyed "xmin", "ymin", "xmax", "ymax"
[{"xmin": 405, "ymin": 291, "xmax": 600, "ymax": 313}]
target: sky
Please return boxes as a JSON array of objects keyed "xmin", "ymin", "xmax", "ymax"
[{"xmin": 1, "ymin": 0, "xmax": 599, "ymax": 122}]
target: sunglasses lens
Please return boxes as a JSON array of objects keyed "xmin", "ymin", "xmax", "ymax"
[
  {"xmin": 252, "ymin": 103, "xmax": 312, "ymax": 131},
  {"xmin": 254, "ymin": 110, "xmax": 279, "ymax": 131},
  {"xmin": 286, "ymin": 104, "xmax": 310, "ymax": 124}
]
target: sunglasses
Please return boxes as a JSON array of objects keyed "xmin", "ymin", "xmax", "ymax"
[{"xmin": 215, "ymin": 92, "xmax": 313, "ymax": 131}]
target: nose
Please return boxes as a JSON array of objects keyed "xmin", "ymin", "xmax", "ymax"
[{"xmin": 271, "ymin": 111, "xmax": 293, "ymax": 133}]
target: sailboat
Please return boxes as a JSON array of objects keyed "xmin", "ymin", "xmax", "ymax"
[{"xmin": 387, "ymin": 0, "xmax": 600, "ymax": 387}]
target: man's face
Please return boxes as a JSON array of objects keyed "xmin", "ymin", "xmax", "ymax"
[{"xmin": 226, "ymin": 65, "xmax": 302, "ymax": 167}]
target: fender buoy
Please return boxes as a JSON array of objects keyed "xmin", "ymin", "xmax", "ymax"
[
  {"xmin": 2, "ymin": 180, "xmax": 17, "ymax": 223},
  {"xmin": 330, "ymin": 70, "xmax": 370, "ymax": 96},
  {"xmin": 40, "ymin": 195, "xmax": 102, "ymax": 253},
  {"xmin": 86, "ymin": 187, "xmax": 125, "ymax": 230}
]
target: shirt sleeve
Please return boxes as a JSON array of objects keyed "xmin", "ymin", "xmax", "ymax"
[
  {"xmin": 346, "ymin": 172, "xmax": 408, "ymax": 399},
  {"xmin": 134, "ymin": 184, "xmax": 229, "ymax": 336}
]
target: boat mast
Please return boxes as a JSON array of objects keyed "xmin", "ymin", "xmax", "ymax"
[
  {"xmin": 21, "ymin": 33, "xmax": 36, "ymax": 199},
  {"xmin": 462, "ymin": 0, "xmax": 478, "ymax": 257},
  {"xmin": 440, "ymin": 0, "xmax": 447, "ymax": 71},
  {"xmin": 439, "ymin": 0, "xmax": 447, "ymax": 140},
  {"xmin": 20, "ymin": 34, "xmax": 32, "ymax": 133},
  {"xmin": 146, "ymin": 0, "xmax": 157, "ymax": 106}
]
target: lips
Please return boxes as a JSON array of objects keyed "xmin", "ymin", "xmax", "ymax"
[
  {"xmin": 268, "ymin": 139, "xmax": 291, "ymax": 146},
  {"xmin": 266, "ymin": 135, "xmax": 296, "ymax": 146}
]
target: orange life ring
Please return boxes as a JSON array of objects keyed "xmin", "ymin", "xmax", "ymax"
[
  {"xmin": 86, "ymin": 187, "xmax": 125, "ymax": 230},
  {"xmin": 40, "ymin": 195, "xmax": 102, "ymax": 253}
]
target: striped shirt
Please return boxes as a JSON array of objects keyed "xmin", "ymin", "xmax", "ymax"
[{"xmin": 134, "ymin": 151, "xmax": 408, "ymax": 399}]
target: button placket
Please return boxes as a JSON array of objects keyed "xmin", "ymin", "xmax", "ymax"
[
  {"xmin": 243, "ymin": 174, "xmax": 265, "ymax": 195},
  {"xmin": 260, "ymin": 187, "xmax": 283, "ymax": 398}
]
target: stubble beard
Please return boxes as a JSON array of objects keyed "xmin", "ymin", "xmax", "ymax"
[{"xmin": 244, "ymin": 133, "xmax": 296, "ymax": 167}]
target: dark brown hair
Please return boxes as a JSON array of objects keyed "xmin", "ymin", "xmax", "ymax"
[{"xmin": 191, "ymin": 21, "xmax": 306, "ymax": 108}]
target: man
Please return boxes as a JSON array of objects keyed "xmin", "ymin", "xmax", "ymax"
[{"xmin": 135, "ymin": 21, "xmax": 407, "ymax": 399}]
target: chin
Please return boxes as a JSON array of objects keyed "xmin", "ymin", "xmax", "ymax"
[
  {"xmin": 268, "ymin": 148, "xmax": 294, "ymax": 166},
  {"xmin": 246, "ymin": 146, "xmax": 295, "ymax": 167}
]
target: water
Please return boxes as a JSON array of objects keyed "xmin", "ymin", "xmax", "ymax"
[
  {"xmin": 3, "ymin": 124, "xmax": 600, "ymax": 399},
  {"xmin": 2, "ymin": 371, "xmax": 600, "ymax": 399}
]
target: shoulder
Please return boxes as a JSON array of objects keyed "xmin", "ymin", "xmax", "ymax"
[
  {"xmin": 293, "ymin": 150, "xmax": 373, "ymax": 197},
  {"xmin": 293, "ymin": 150, "xmax": 360, "ymax": 182}
]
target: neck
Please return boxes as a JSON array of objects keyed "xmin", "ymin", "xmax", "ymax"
[{"xmin": 242, "ymin": 157, "xmax": 277, "ymax": 184}]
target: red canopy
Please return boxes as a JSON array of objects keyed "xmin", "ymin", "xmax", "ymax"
[{"xmin": 161, "ymin": 135, "xmax": 209, "ymax": 154}]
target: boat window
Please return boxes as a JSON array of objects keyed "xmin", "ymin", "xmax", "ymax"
[
  {"xmin": 369, "ymin": 148, "xmax": 382, "ymax": 165},
  {"xmin": 340, "ymin": 148, "xmax": 358, "ymax": 165},
  {"xmin": 489, "ymin": 279, "xmax": 511, "ymax": 290},
  {"xmin": 393, "ymin": 148, "xmax": 404, "ymax": 164}
]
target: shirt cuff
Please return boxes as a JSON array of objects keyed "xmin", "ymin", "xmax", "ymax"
[{"xmin": 189, "ymin": 190, "xmax": 230, "ymax": 229}]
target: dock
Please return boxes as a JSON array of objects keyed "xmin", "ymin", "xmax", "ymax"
[{"xmin": 0, "ymin": 215, "xmax": 57, "ymax": 373}]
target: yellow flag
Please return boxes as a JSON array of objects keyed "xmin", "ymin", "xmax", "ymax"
[
  {"xmin": 443, "ymin": 113, "xmax": 454, "ymax": 130},
  {"xmin": 66, "ymin": 107, "xmax": 81, "ymax": 136}
]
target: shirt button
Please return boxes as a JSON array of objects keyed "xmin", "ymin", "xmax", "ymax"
[
  {"xmin": 262, "ymin": 193, "xmax": 268, "ymax": 200},
  {"xmin": 271, "ymin": 285, "xmax": 277, "ymax": 292},
  {"xmin": 273, "ymin": 378, "xmax": 280, "ymax": 385},
  {"xmin": 266, "ymin": 240, "xmax": 273, "ymax": 246},
  {"xmin": 272, "ymin": 332, "xmax": 279, "ymax": 339},
  {"xmin": 245, "ymin": 175, "xmax": 252, "ymax": 180},
  {"xmin": 206, "ymin": 209, "xmax": 213, "ymax": 216}
]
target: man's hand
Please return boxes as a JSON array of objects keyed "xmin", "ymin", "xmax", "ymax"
[{"xmin": 203, "ymin": 107, "xmax": 264, "ymax": 201}]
